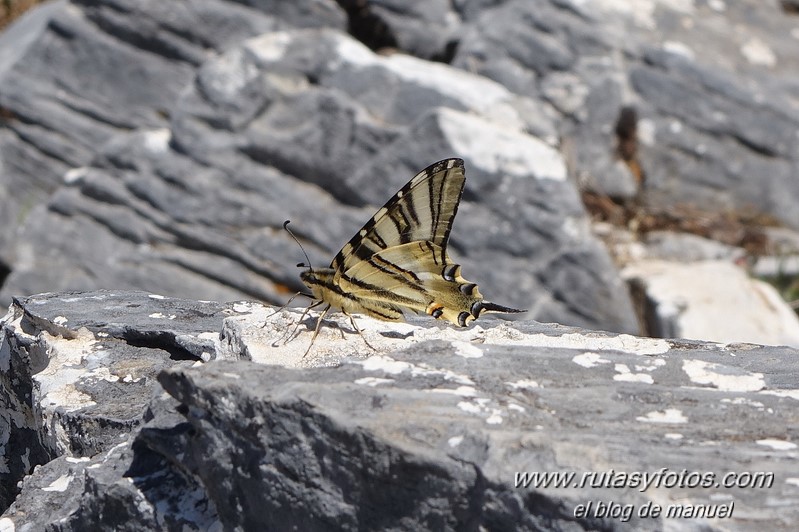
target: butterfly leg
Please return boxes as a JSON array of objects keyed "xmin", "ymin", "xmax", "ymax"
[
  {"xmin": 275, "ymin": 300, "xmax": 322, "ymax": 347},
  {"xmin": 261, "ymin": 291, "xmax": 312, "ymax": 328},
  {"xmin": 347, "ymin": 314, "xmax": 377, "ymax": 351},
  {"xmin": 303, "ymin": 304, "xmax": 331, "ymax": 358}
]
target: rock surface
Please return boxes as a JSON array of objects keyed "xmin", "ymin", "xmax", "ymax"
[
  {"xmin": 2, "ymin": 0, "xmax": 799, "ymax": 524},
  {"xmin": 2, "ymin": 290, "xmax": 799, "ymax": 530},
  {"xmin": 3, "ymin": 0, "xmax": 799, "ymax": 341},
  {"xmin": 0, "ymin": 0, "xmax": 639, "ymax": 336},
  {"xmin": 623, "ymin": 259, "xmax": 799, "ymax": 348},
  {"xmin": 0, "ymin": 290, "xmax": 245, "ymax": 511}
]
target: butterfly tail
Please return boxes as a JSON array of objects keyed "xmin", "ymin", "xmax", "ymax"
[{"xmin": 480, "ymin": 301, "xmax": 526, "ymax": 314}]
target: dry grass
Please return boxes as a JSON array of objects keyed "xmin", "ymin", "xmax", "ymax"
[{"xmin": 0, "ymin": 0, "xmax": 44, "ymax": 30}]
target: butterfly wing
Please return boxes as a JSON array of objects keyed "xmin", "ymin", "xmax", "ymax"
[
  {"xmin": 336, "ymin": 241, "xmax": 523, "ymax": 327},
  {"xmin": 300, "ymin": 157, "xmax": 523, "ymax": 329},
  {"xmin": 330, "ymin": 158, "xmax": 465, "ymax": 273}
]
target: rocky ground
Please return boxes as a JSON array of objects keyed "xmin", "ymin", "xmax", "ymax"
[
  {"xmin": 2, "ymin": 290, "xmax": 799, "ymax": 530},
  {"xmin": 0, "ymin": 0, "xmax": 798, "ymax": 346},
  {"xmin": 2, "ymin": 0, "xmax": 799, "ymax": 529}
]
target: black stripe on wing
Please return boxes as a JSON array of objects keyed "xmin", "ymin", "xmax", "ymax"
[
  {"xmin": 330, "ymin": 158, "xmax": 465, "ymax": 273},
  {"xmin": 339, "ymin": 272, "xmax": 425, "ymax": 308}
]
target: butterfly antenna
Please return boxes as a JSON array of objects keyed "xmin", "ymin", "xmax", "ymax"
[{"xmin": 283, "ymin": 220, "xmax": 313, "ymax": 270}]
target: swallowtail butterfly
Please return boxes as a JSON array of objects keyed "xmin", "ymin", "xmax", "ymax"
[{"xmin": 297, "ymin": 158, "xmax": 524, "ymax": 351}]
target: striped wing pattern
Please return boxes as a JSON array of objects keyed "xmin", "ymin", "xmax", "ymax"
[
  {"xmin": 337, "ymin": 241, "xmax": 495, "ymax": 326},
  {"xmin": 330, "ymin": 158, "xmax": 464, "ymax": 273},
  {"xmin": 299, "ymin": 157, "xmax": 523, "ymax": 332}
]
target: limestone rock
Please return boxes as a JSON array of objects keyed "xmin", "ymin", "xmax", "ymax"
[
  {"xmin": 0, "ymin": 290, "xmax": 245, "ymax": 510},
  {"xmin": 452, "ymin": 0, "xmax": 799, "ymax": 224},
  {"xmin": 2, "ymin": 290, "xmax": 799, "ymax": 530},
  {"xmin": 7, "ymin": 0, "xmax": 725, "ymax": 336},
  {"xmin": 2, "ymin": 0, "xmax": 799, "ymax": 341},
  {"xmin": 623, "ymin": 260, "xmax": 799, "ymax": 348}
]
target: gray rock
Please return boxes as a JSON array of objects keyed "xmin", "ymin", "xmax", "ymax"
[
  {"xmin": 0, "ymin": 290, "xmax": 246, "ymax": 511},
  {"xmin": 630, "ymin": 48, "xmax": 799, "ymax": 223},
  {"xmin": 0, "ymin": 0, "xmax": 278, "ymax": 293},
  {"xmin": 0, "ymin": 308, "xmax": 56, "ymax": 512},
  {"xmin": 452, "ymin": 0, "xmax": 799, "ymax": 226},
  {"xmin": 623, "ymin": 260, "xmax": 799, "ymax": 347},
  {"xmin": 3, "ymin": 289, "xmax": 799, "ymax": 530},
  {"xmin": 752, "ymin": 255, "xmax": 799, "ymax": 278},
  {"xmin": 640, "ymin": 232, "xmax": 746, "ymax": 263},
  {"xmin": 0, "ymin": 0, "xmax": 337, "ymax": 281},
  {"xmin": 2, "ymin": 0, "xmax": 799, "ymax": 385},
  {"xmin": 4, "ymin": 395, "xmax": 220, "ymax": 531},
  {"xmin": 359, "ymin": 0, "xmax": 461, "ymax": 60},
  {"xmin": 759, "ymin": 226, "xmax": 799, "ymax": 256},
  {"xmin": 0, "ymin": 16, "xmax": 638, "ymax": 335}
]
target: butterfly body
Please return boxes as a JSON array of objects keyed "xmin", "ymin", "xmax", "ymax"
[{"xmin": 298, "ymin": 158, "xmax": 523, "ymax": 337}]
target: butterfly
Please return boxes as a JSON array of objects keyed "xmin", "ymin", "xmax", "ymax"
[{"xmin": 295, "ymin": 158, "xmax": 524, "ymax": 354}]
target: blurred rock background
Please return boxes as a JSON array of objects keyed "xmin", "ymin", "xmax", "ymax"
[{"xmin": 1, "ymin": 0, "xmax": 798, "ymax": 345}]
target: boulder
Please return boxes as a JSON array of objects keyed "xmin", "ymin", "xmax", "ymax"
[
  {"xmin": 451, "ymin": 0, "xmax": 799, "ymax": 226},
  {"xmin": 0, "ymin": 7, "xmax": 639, "ymax": 334},
  {"xmin": 2, "ymin": 290, "xmax": 799, "ymax": 530},
  {"xmin": 0, "ymin": 290, "xmax": 245, "ymax": 510},
  {"xmin": 3, "ymin": 0, "xmax": 798, "ymax": 339},
  {"xmin": 623, "ymin": 260, "xmax": 799, "ymax": 348}
]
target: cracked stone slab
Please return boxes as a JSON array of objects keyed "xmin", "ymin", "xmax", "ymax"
[
  {"xmin": 0, "ymin": 289, "xmax": 255, "ymax": 510},
  {"xmin": 3, "ymin": 289, "xmax": 799, "ymax": 529}
]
